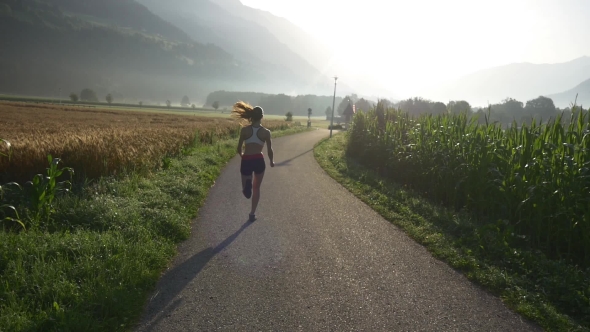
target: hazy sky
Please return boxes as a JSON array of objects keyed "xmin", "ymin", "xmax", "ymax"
[{"xmin": 241, "ymin": 0, "xmax": 590, "ymax": 98}]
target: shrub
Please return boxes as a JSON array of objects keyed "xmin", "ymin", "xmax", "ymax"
[
  {"xmin": 80, "ymin": 89, "xmax": 98, "ymax": 102},
  {"xmin": 328, "ymin": 124, "xmax": 343, "ymax": 130}
]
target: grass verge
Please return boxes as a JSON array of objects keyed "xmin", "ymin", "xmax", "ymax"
[
  {"xmin": 314, "ymin": 133, "xmax": 590, "ymax": 332},
  {"xmin": 0, "ymin": 126, "xmax": 310, "ymax": 331}
]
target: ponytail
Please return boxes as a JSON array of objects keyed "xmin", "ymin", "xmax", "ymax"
[{"xmin": 232, "ymin": 101, "xmax": 263, "ymax": 124}]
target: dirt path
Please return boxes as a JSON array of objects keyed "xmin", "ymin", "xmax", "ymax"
[{"xmin": 135, "ymin": 129, "xmax": 539, "ymax": 331}]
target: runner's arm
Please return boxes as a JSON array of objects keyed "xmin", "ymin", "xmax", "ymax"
[
  {"xmin": 237, "ymin": 128, "xmax": 245, "ymax": 156},
  {"xmin": 266, "ymin": 130, "xmax": 274, "ymax": 167}
]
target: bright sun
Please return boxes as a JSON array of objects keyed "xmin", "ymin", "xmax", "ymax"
[{"xmin": 241, "ymin": 0, "xmax": 589, "ymax": 98}]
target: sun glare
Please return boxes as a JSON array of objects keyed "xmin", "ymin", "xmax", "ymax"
[{"xmin": 241, "ymin": 0, "xmax": 588, "ymax": 98}]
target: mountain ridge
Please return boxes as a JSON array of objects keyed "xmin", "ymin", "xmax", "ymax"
[
  {"xmin": 137, "ymin": 0, "xmax": 332, "ymax": 95},
  {"xmin": 44, "ymin": 0, "xmax": 193, "ymax": 42},
  {"xmin": 547, "ymin": 77, "xmax": 590, "ymax": 108},
  {"xmin": 0, "ymin": 0, "xmax": 260, "ymax": 103},
  {"xmin": 213, "ymin": 0, "xmax": 334, "ymax": 75},
  {"xmin": 424, "ymin": 56, "xmax": 590, "ymax": 107}
]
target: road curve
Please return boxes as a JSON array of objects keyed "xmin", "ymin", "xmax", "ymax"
[{"xmin": 135, "ymin": 129, "xmax": 540, "ymax": 332}]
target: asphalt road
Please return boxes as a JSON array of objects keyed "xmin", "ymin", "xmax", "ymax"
[{"xmin": 136, "ymin": 129, "xmax": 540, "ymax": 332}]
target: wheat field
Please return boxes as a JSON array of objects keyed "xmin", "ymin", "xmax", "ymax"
[{"xmin": 0, "ymin": 102, "xmax": 290, "ymax": 183}]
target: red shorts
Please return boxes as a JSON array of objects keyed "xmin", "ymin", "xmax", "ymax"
[{"xmin": 240, "ymin": 153, "xmax": 265, "ymax": 175}]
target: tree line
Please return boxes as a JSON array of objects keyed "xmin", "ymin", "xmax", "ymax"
[
  {"xmin": 391, "ymin": 96, "xmax": 583, "ymax": 126},
  {"xmin": 67, "ymin": 88, "xmax": 201, "ymax": 109},
  {"xmin": 332, "ymin": 95, "xmax": 583, "ymax": 126},
  {"xmin": 205, "ymin": 91, "xmax": 345, "ymax": 117}
]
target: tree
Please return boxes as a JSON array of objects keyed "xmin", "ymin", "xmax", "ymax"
[
  {"xmin": 105, "ymin": 93, "xmax": 113, "ymax": 105},
  {"xmin": 490, "ymin": 98, "xmax": 524, "ymax": 125},
  {"xmin": 69, "ymin": 93, "xmax": 78, "ymax": 102},
  {"xmin": 472, "ymin": 107, "xmax": 488, "ymax": 124},
  {"xmin": 380, "ymin": 99, "xmax": 393, "ymax": 109},
  {"xmin": 447, "ymin": 100, "xmax": 472, "ymax": 114},
  {"xmin": 285, "ymin": 112, "xmax": 293, "ymax": 121},
  {"xmin": 396, "ymin": 98, "xmax": 452, "ymax": 116},
  {"xmin": 181, "ymin": 95, "xmax": 190, "ymax": 107},
  {"xmin": 525, "ymin": 96, "xmax": 557, "ymax": 122},
  {"xmin": 399, "ymin": 97, "xmax": 431, "ymax": 116},
  {"xmin": 355, "ymin": 98, "xmax": 373, "ymax": 113},
  {"xmin": 337, "ymin": 96, "xmax": 354, "ymax": 115},
  {"xmin": 80, "ymin": 88, "xmax": 98, "ymax": 102},
  {"xmin": 501, "ymin": 98, "xmax": 523, "ymax": 114},
  {"xmin": 325, "ymin": 106, "xmax": 332, "ymax": 120},
  {"xmin": 430, "ymin": 102, "xmax": 447, "ymax": 115},
  {"xmin": 191, "ymin": 104, "xmax": 196, "ymax": 109},
  {"xmin": 308, "ymin": 108, "xmax": 312, "ymax": 119},
  {"xmin": 212, "ymin": 101, "xmax": 219, "ymax": 110},
  {"xmin": 166, "ymin": 100, "xmax": 171, "ymax": 108},
  {"xmin": 139, "ymin": 101, "xmax": 143, "ymax": 107}
]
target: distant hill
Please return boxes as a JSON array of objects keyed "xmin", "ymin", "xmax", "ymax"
[
  {"xmin": 0, "ymin": 0, "xmax": 278, "ymax": 103},
  {"xmin": 203, "ymin": 0, "xmax": 362, "ymax": 96},
  {"xmin": 0, "ymin": 0, "xmax": 368, "ymax": 102},
  {"xmin": 212, "ymin": 0, "xmax": 332, "ymax": 75},
  {"xmin": 547, "ymin": 78, "xmax": 590, "ymax": 108},
  {"xmin": 137, "ymin": 0, "xmax": 334, "ymax": 95},
  {"xmin": 428, "ymin": 56, "xmax": 590, "ymax": 107},
  {"xmin": 46, "ymin": 0, "xmax": 192, "ymax": 42}
]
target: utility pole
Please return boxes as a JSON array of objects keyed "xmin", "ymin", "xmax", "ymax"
[{"xmin": 330, "ymin": 76, "xmax": 338, "ymax": 138}]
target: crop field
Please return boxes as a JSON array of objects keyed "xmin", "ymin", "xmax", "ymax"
[
  {"xmin": 0, "ymin": 94, "xmax": 216, "ymax": 113},
  {"xmin": 0, "ymin": 102, "xmax": 291, "ymax": 183},
  {"xmin": 347, "ymin": 102, "xmax": 590, "ymax": 266},
  {"xmin": 0, "ymin": 101, "xmax": 308, "ymax": 331}
]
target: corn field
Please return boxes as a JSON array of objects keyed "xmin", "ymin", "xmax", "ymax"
[
  {"xmin": 0, "ymin": 102, "xmax": 291, "ymax": 183},
  {"xmin": 347, "ymin": 102, "xmax": 590, "ymax": 265}
]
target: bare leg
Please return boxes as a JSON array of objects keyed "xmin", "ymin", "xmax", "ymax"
[
  {"xmin": 250, "ymin": 171, "xmax": 265, "ymax": 215},
  {"xmin": 241, "ymin": 174, "xmax": 252, "ymax": 190}
]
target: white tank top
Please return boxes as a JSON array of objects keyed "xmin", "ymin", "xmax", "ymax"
[{"xmin": 244, "ymin": 126, "xmax": 265, "ymax": 146}]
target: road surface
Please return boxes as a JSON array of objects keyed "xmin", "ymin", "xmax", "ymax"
[{"xmin": 136, "ymin": 129, "xmax": 539, "ymax": 331}]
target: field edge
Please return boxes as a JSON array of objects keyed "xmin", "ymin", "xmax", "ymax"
[{"xmin": 313, "ymin": 133, "xmax": 589, "ymax": 332}]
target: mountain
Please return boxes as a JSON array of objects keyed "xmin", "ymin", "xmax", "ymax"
[
  {"xmin": 212, "ymin": 0, "xmax": 333, "ymax": 75},
  {"xmin": 547, "ymin": 78, "xmax": 590, "ymax": 108},
  {"xmin": 426, "ymin": 56, "xmax": 590, "ymax": 107},
  {"xmin": 136, "ymin": 0, "xmax": 335, "ymax": 95},
  {"xmin": 214, "ymin": 0, "xmax": 367, "ymax": 96},
  {"xmin": 212, "ymin": 0, "xmax": 366, "ymax": 96},
  {"xmin": 1, "ymin": 0, "xmax": 361, "ymax": 103},
  {"xmin": 45, "ymin": 0, "xmax": 193, "ymax": 42},
  {"xmin": 0, "ymin": 0, "xmax": 283, "ymax": 103}
]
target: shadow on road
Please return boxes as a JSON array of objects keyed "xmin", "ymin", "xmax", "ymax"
[
  {"xmin": 138, "ymin": 220, "xmax": 253, "ymax": 331},
  {"xmin": 274, "ymin": 148, "xmax": 313, "ymax": 167}
]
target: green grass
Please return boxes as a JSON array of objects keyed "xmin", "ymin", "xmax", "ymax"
[
  {"xmin": 0, "ymin": 126, "xmax": 310, "ymax": 331},
  {"xmin": 314, "ymin": 133, "xmax": 590, "ymax": 332}
]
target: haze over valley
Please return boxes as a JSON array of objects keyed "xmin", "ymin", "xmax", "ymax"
[
  {"xmin": 1, "ymin": 0, "xmax": 589, "ymax": 109},
  {"xmin": 2, "ymin": 3, "xmax": 590, "ymax": 331}
]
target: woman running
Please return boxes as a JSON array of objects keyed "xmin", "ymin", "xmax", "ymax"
[{"xmin": 232, "ymin": 101, "xmax": 274, "ymax": 222}]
